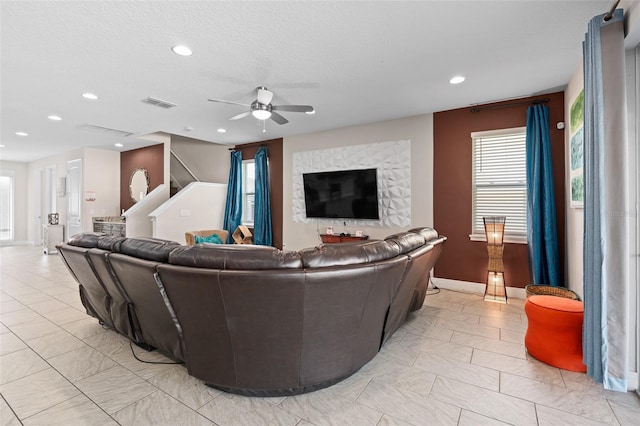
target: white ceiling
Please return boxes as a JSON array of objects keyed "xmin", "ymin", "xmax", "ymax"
[{"xmin": 0, "ymin": 0, "xmax": 624, "ymax": 163}]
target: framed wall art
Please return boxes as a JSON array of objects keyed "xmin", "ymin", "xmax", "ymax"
[{"xmin": 569, "ymin": 89, "xmax": 584, "ymax": 208}]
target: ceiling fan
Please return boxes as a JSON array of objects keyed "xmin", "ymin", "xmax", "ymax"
[{"xmin": 208, "ymin": 86, "xmax": 314, "ymax": 125}]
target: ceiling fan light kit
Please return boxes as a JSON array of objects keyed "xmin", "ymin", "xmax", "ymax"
[
  {"xmin": 208, "ymin": 86, "xmax": 314, "ymax": 126},
  {"xmin": 251, "ymin": 102, "xmax": 272, "ymax": 120}
]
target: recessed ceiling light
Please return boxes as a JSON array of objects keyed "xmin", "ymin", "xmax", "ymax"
[
  {"xmin": 217, "ymin": 128, "xmax": 227, "ymax": 133},
  {"xmin": 114, "ymin": 143, "xmax": 123, "ymax": 147},
  {"xmin": 172, "ymin": 45, "xmax": 192, "ymax": 56},
  {"xmin": 0, "ymin": 144, "xmax": 5, "ymax": 148},
  {"xmin": 305, "ymin": 110, "xmax": 316, "ymax": 115},
  {"xmin": 48, "ymin": 115, "xmax": 62, "ymax": 121},
  {"xmin": 15, "ymin": 131, "xmax": 28, "ymax": 136},
  {"xmin": 449, "ymin": 76, "xmax": 466, "ymax": 85},
  {"xmin": 82, "ymin": 93, "xmax": 98, "ymax": 100}
]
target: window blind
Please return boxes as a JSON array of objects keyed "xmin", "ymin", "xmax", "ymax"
[
  {"xmin": 472, "ymin": 128, "xmax": 527, "ymax": 238},
  {"xmin": 242, "ymin": 160, "xmax": 255, "ymax": 225}
]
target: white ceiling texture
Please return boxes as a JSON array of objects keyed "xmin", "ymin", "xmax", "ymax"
[{"xmin": 0, "ymin": 0, "xmax": 625, "ymax": 163}]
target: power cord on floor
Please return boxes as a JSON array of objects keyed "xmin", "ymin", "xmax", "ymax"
[
  {"xmin": 426, "ymin": 276, "xmax": 440, "ymax": 295},
  {"xmin": 128, "ymin": 340, "xmax": 184, "ymax": 365}
]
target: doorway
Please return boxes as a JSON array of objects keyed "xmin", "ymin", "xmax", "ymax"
[{"xmin": 67, "ymin": 159, "xmax": 82, "ymax": 239}]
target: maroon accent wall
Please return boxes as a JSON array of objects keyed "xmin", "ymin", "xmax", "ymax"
[
  {"xmin": 234, "ymin": 138, "xmax": 283, "ymax": 249},
  {"xmin": 433, "ymin": 92, "xmax": 566, "ymax": 288},
  {"xmin": 120, "ymin": 143, "xmax": 164, "ymax": 211}
]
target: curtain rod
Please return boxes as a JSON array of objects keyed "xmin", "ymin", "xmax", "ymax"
[
  {"xmin": 228, "ymin": 143, "xmax": 267, "ymax": 151},
  {"xmin": 604, "ymin": 0, "xmax": 621, "ymax": 22},
  {"xmin": 470, "ymin": 98, "xmax": 549, "ymax": 113}
]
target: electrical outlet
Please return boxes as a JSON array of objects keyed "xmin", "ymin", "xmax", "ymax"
[{"xmin": 179, "ymin": 209, "xmax": 191, "ymax": 217}]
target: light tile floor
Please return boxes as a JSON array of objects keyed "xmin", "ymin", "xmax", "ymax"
[{"xmin": 1, "ymin": 245, "xmax": 639, "ymax": 425}]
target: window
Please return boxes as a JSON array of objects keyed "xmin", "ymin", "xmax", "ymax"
[
  {"xmin": 0, "ymin": 170, "xmax": 15, "ymax": 241},
  {"xmin": 241, "ymin": 160, "xmax": 255, "ymax": 226},
  {"xmin": 471, "ymin": 127, "xmax": 527, "ymax": 242}
]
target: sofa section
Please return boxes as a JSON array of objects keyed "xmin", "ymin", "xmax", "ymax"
[{"xmin": 57, "ymin": 227, "xmax": 446, "ymax": 396}]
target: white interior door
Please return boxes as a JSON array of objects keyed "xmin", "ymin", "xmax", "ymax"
[
  {"xmin": 33, "ymin": 168, "xmax": 43, "ymax": 245},
  {"xmin": 67, "ymin": 159, "xmax": 82, "ymax": 239},
  {"xmin": 44, "ymin": 165, "xmax": 57, "ymax": 220}
]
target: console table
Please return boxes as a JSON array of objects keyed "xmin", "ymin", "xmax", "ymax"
[{"xmin": 320, "ymin": 234, "xmax": 369, "ymax": 243}]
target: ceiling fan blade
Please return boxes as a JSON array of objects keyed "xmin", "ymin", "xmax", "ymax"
[
  {"xmin": 208, "ymin": 98, "xmax": 250, "ymax": 107},
  {"xmin": 271, "ymin": 104, "xmax": 314, "ymax": 113},
  {"xmin": 229, "ymin": 111, "xmax": 251, "ymax": 121},
  {"xmin": 270, "ymin": 111, "xmax": 289, "ymax": 125},
  {"xmin": 256, "ymin": 87, "xmax": 274, "ymax": 105}
]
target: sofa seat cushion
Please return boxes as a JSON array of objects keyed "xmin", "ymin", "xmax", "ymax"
[{"xmin": 168, "ymin": 244, "xmax": 303, "ymax": 270}]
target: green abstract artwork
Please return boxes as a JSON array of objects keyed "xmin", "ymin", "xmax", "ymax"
[
  {"xmin": 571, "ymin": 175, "xmax": 584, "ymax": 203},
  {"xmin": 570, "ymin": 128, "xmax": 583, "ymax": 171},
  {"xmin": 569, "ymin": 89, "xmax": 584, "ymax": 207},
  {"xmin": 570, "ymin": 90, "xmax": 584, "ymax": 134}
]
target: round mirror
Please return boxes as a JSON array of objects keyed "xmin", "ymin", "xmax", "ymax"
[{"xmin": 129, "ymin": 168, "xmax": 150, "ymax": 202}]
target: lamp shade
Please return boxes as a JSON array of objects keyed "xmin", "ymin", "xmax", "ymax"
[
  {"xmin": 483, "ymin": 216, "xmax": 506, "ymax": 245},
  {"xmin": 485, "ymin": 271, "xmax": 507, "ymax": 303}
]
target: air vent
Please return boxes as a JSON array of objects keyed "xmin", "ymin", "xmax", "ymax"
[
  {"xmin": 141, "ymin": 97, "xmax": 177, "ymax": 109},
  {"xmin": 78, "ymin": 124, "xmax": 133, "ymax": 137}
]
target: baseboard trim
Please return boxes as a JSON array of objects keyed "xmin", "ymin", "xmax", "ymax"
[
  {"xmin": 628, "ymin": 371, "xmax": 638, "ymax": 392},
  {"xmin": 431, "ymin": 277, "xmax": 527, "ymax": 300},
  {"xmin": 0, "ymin": 240, "xmax": 33, "ymax": 247}
]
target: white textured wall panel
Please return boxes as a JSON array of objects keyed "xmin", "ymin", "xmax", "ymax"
[{"xmin": 292, "ymin": 140, "xmax": 411, "ymax": 227}]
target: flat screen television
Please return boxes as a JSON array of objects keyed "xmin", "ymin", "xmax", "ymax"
[{"xmin": 303, "ymin": 168, "xmax": 380, "ymax": 219}]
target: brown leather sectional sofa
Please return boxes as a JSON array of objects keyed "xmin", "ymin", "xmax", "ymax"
[{"xmin": 57, "ymin": 227, "xmax": 446, "ymax": 396}]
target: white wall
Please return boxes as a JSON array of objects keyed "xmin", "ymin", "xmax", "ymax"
[
  {"xmin": 27, "ymin": 149, "xmax": 83, "ymax": 244},
  {"xmin": 124, "ymin": 184, "xmax": 169, "ymax": 238},
  {"xmin": 283, "ymin": 114, "xmax": 433, "ymax": 250},
  {"xmin": 565, "ymin": 64, "xmax": 585, "ymax": 299},
  {"xmin": 149, "ymin": 182, "xmax": 227, "ymax": 244},
  {"xmin": 0, "ymin": 160, "xmax": 29, "ymax": 244},
  {"xmin": 82, "ymin": 148, "xmax": 120, "ymax": 232},
  {"xmin": 171, "ymin": 135, "xmax": 230, "ymax": 184},
  {"xmin": 25, "ymin": 147, "xmax": 120, "ymax": 244}
]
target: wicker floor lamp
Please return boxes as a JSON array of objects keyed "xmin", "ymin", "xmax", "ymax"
[{"xmin": 484, "ymin": 216, "xmax": 507, "ymax": 304}]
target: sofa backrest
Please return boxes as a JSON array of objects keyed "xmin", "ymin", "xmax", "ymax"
[
  {"xmin": 156, "ymin": 264, "xmax": 306, "ymax": 389},
  {"xmin": 168, "ymin": 244, "xmax": 303, "ymax": 270},
  {"xmin": 107, "ymin": 251, "xmax": 184, "ymax": 361},
  {"xmin": 298, "ymin": 239, "xmax": 400, "ymax": 268},
  {"xmin": 156, "ymin": 253, "xmax": 410, "ymax": 392},
  {"xmin": 58, "ymin": 244, "xmax": 113, "ymax": 328},
  {"xmin": 67, "ymin": 232, "xmax": 105, "ymax": 248},
  {"xmin": 407, "ymin": 237, "xmax": 447, "ymax": 312},
  {"xmin": 298, "ymin": 256, "xmax": 409, "ymax": 386},
  {"xmin": 118, "ymin": 237, "xmax": 180, "ymax": 263},
  {"xmin": 86, "ymin": 248, "xmax": 135, "ymax": 339},
  {"xmin": 384, "ymin": 231, "xmax": 427, "ymax": 254}
]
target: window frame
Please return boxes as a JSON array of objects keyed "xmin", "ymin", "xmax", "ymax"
[
  {"xmin": 0, "ymin": 170, "xmax": 15, "ymax": 242},
  {"xmin": 469, "ymin": 127, "xmax": 528, "ymax": 244},
  {"xmin": 241, "ymin": 159, "xmax": 255, "ymax": 226}
]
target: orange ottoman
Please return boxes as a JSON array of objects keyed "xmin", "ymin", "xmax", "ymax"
[{"xmin": 524, "ymin": 295, "xmax": 586, "ymax": 372}]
